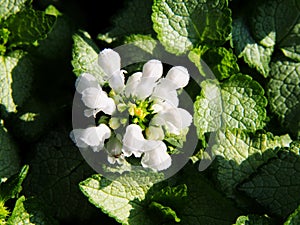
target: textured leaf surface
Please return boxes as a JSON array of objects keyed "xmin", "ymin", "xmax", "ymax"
[
  {"xmin": 98, "ymin": 0, "xmax": 154, "ymax": 43},
  {"xmin": 239, "ymin": 145, "xmax": 300, "ymax": 218},
  {"xmin": 0, "ymin": 51, "xmax": 33, "ymax": 113},
  {"xmin": 0, "ymin": 122, "xmax": 20, "ymax": 178},
  {"xmin": 6, "ymin": 196, "xmax": 34, "ymax": 225},
  {"xmin": 4, "ymin": 9, "xmax": 55, "ymax": 48},
  {"xmin": 72, "ymin": 31, "xmax": 105, "ymax": 84},
  {"xmin": 201, "ymin": 47, "xmax": 239, "ymax": 80},
  {"xmin": 284, "ymin": 205, "xmax": 300, "ymax": 225},
  {"xmin": 80, "ymin": 164, "xmax": 241, "ymax": 225},
  {"xmin": 23, "ymin": 128, "xmax": 98, "ymax": 222},
  {"xmin": 0, "ymin": 165, "xmax": 28, "ymax": 202},
  {"xmin": 152, "ymin": 0, "xmax": 232, "ymax": 54},
  {"xmin": 267, "ymin": 59, "xmax": 300, "ymax": 135},
  {"xmin": 212, "ymin": 129, "xmax": 292, "ymax": 197},
  {"xmin": 233, "ymin": 214, "xmax": 274, "ymax": 225},
  {"xmin": 232, "ymin": 18, "xmax": 273, "ymax": 77},
  {"xmin": 79, "ymin": 170, "xmax": 163, "ymax": 225},
  {"xmin": 251, "ymin": 0, "xmax": 300, "ymax": 61},
  {"xmin": 0, "ymin": 0, "xmax": 27, "ymax": 20},
  {"xmin": 167, "ymin": 165, "xmax": 241, "ymax": 225},
  {"xmin": 194, "ymin": 74, "xmax": 267, "ymax": 137}
]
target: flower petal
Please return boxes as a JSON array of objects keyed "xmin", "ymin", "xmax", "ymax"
[
  {"xmin": 142, "ymin": 59, "xmax": 163, "ymax": 81},
  {"xmin": 151, "ymin": 108, "xmax": 192, "ymax": 135},
  {"xmin": 75, "ymin": 73, "xmax": 100, "ymax": 94},
  {"xmin": 165, "ymin": 66, "xmax": 189, "ymax": 89},
  {"xmin": 152, "ymin": 85, "xmax": 179, "ymax": 107},
  {"xmin": 122, "ymin": 124, "xmax": 145, "ymax": 157},
  {"xmin": 98, "ymin": 49, "xmax": 121, "ymax": 76},
  {"xmin": 125, "ymin": 72, "xmax": 142, "ymax": 97},
  {"xmin": 70, "ymin": 124, "xmax": 111, "ymax": 152},
  {"xmin": 81, "ymin": 87, "xmax": 116, "ymax": 116},
  {"xmin": 141, "ymin": 142, "xmax": 171, "ymax": 171},
  {"xmin": 146, "ymin": 126, "xmax": 165, "ymax": 140},
  {"xmin": 108, "ymin": 70, "xmax": 125, "ymax": 92}
]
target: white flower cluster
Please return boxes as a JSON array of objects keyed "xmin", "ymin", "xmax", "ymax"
[{"xmin": 70, "ymin": 49, "xmax": 192, "ymax": 171}]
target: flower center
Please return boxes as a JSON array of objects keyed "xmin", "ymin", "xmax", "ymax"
[{"xmin": 128, "ymin": 100, "xmax": 155, "ymax": 130}]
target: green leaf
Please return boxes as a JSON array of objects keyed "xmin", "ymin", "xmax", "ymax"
[
  {"xmin": 194, "ymin": 74, "xmax": 267, "ymax": 137},
  {"xmin": 5, "ymin": 98, "xmax": 60, "ymax": 143},
  {"xmin": 33, "ymin": 5, "xmax": 74, "ymax": 60},
  {"xmin": 152, "ymin": 0, "xmax": 232, "ymax": 54},
  {"xmin": 79, "ymin": 170, "xmax": 163, "ymax": 225},
  {"xmin": 98, "ymin": 0, "xmax": 154, "ymax": 43},
  {"xmin": 0, "ymin": 50, "xmax": 33, "ymax": 113},
  {"xmin": 148, "ymin": 184, "xmax": 187, "ymax": 223},
  {"xmin": 267, "ymin": 59, "xmax": 300, "ymax": 135},
  {"xmin": 72, "ymin": 31, "xmax": 106, "ymax": 84},
  {"xmin": 0, "ymin": 122, "xmax": 20, "ymax": 178},
  {"xmin": 149, "ymin": 201, "xmax": 181, "ymax": 223},
  {"xmin": 6, "ymin": 196, "xmax": 34, "ymax": 225},
  {"xmin": 232, "ymin": 18, "xmax": 273, "ymax": 77},
  {"xmin": 234, "ymin": 214, "xmax": 274, "ymax": 225},
  {"xmin": 0, "ymin": 165, "xmax": 28, "ymax": 202},
  {"xmin": 212, "ymin": 129, "xmax": 292, "ymax": 198},
  {"xmin": 80, "ymin": 164, "xmax": 241, "ymax": 225},
  {"xmin": 23, "ymin": 127, "xmax": 99, "ymax": 222},
  {"xmin": 251, "ymin": 0, "xmax": 300, "ymax": 62},
  {"xmin": 0, "ymin": 0, "xmax": 28, "ymax": 20},
  {"xmin": 190, "ymin": 46, "xmax": 239, "ymax": 80},
  {"xmin": 239, "ymin": 145, "xmax": 300, "ymax": 218},
  {"xmin": 4, "ymin": 9, "xmax": 56, "ymax": 48},
  {"xmin": 167, "ymin": 164, "xmax": 241, "ymax": 225},
  {"xmin": 284, "ymin": 205, "xmax": 300, "ymax": 225}
]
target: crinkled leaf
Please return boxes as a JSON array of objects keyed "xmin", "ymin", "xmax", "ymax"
[
  {"xmin": 267, "ymin": 59, "xmax": 300, "ymax": 135},
  {"xmin": 23, "ymin": 128, "xmax": 99, "ymax": 222},
  {"xmin": 284, "ymin": 204, "xmax": 300, "ymax": 225},
  {"xmin": 80, "ymin": 164, "xmax": 241, "ymax": 225},
  {"xmin": 251, "ymin": 0, "xmax": 300, "ymax": 61},
  {"xmin": 5, "ymin": 196, "xmax": 58, "ymax": 225},
  {"xmin": 234, "ymin": 214, "xmax": 274, "ymax": 225},
  {"xmin": 4, "ymin": 9, "xmax": 56, "ymax": 48},
  {"xmin": 0, "ymin": 0, "xmax": 27, "ymax": 20},
  {"xmin": 98, "ymin": 0, "xmax": 154, "ymax": 43},
  {"xmin": 0, "ymin": 122, "xmax": 20, "ymax": 178},
  {"xmin": 232, "ymin": 18, "xmax": 273, "ymax": 77},
  {"xmin": 167, "ymin": 164, "xmax": 241, "ymax": 225},
  {"xmin": 0, "ymin": 165, "xmax": 28, "ymax": 202},
  {"xmin": 152, "ymin": 0, "xmax": 232, "ymax": 54},
  {"xmin": 148, "ymin": 184, "xmax": 187, "ymax": 223},
  {"xmin": 5, "ymin": 98, "xmax": 60, "ymax": 143},
  {"xmin": 212, "ymin": 129, "xmax": 292, "ymax": 198},
  {"xmin": 72, "ymin": 31, "xmax": 105, "ymax": 84},
  {"xmin": 190, "ymin": 46, "xmax": 239, "ymax": 80},
  {"xmin": 79, "ymin": 170, "xmax": 163, "ymax": 225},
  {"xmin": 0, "ymin": 50, "xmax": 33, "ymax": 113},
  {"xmin": 34, "ymin": 5, "xmax": 74, "ymax": 60},
  {"xmin": 194, "ymin": 74, "xmax": 267, "ymax": 137},
  {"xmin": 239, "ymin": 145, "xmax": 300, "ymax": 218},
  {"xmin": 6, "ymin": 196, "xmax": 34, "ymax": 225},
  {"xmin": 149, "ymin": 202, "xmax": 181, "ymax": 223}
]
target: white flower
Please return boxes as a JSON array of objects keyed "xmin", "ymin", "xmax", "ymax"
[
  {"xmin": 106, "ymin": 135, "xmax": 124, "ymax": 165},
  {"xmin": 125, "ymin": 60, "xmax": 163, "ymax": 100},
  {"xmin": 151, "ymin": 107, "xmax": 193, "ymax": 135},
  {"xmin": 152, "ymin": 66, "xmax": 190, "ymax": 107},
  {"xmin": 98, "ymin": 49, "xmax": 125, "ymax": 92},
  {"xmin": 81, "ymin": 87, "xmax": 116, "ymax": 117},
  {"xmin": 75, "ymin": 73, "xmax": 116, "ymax": 117},
  {"xmin": 70, "ymin": 124, "xmax": 111, "ymax": 152},
  {"xmin": 141, "ymin": 142, "xmax": 171, "ymax": 171},
  {"xmin": 122, "ymin": 124, "xmax": 171, "ymax": 171}
]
